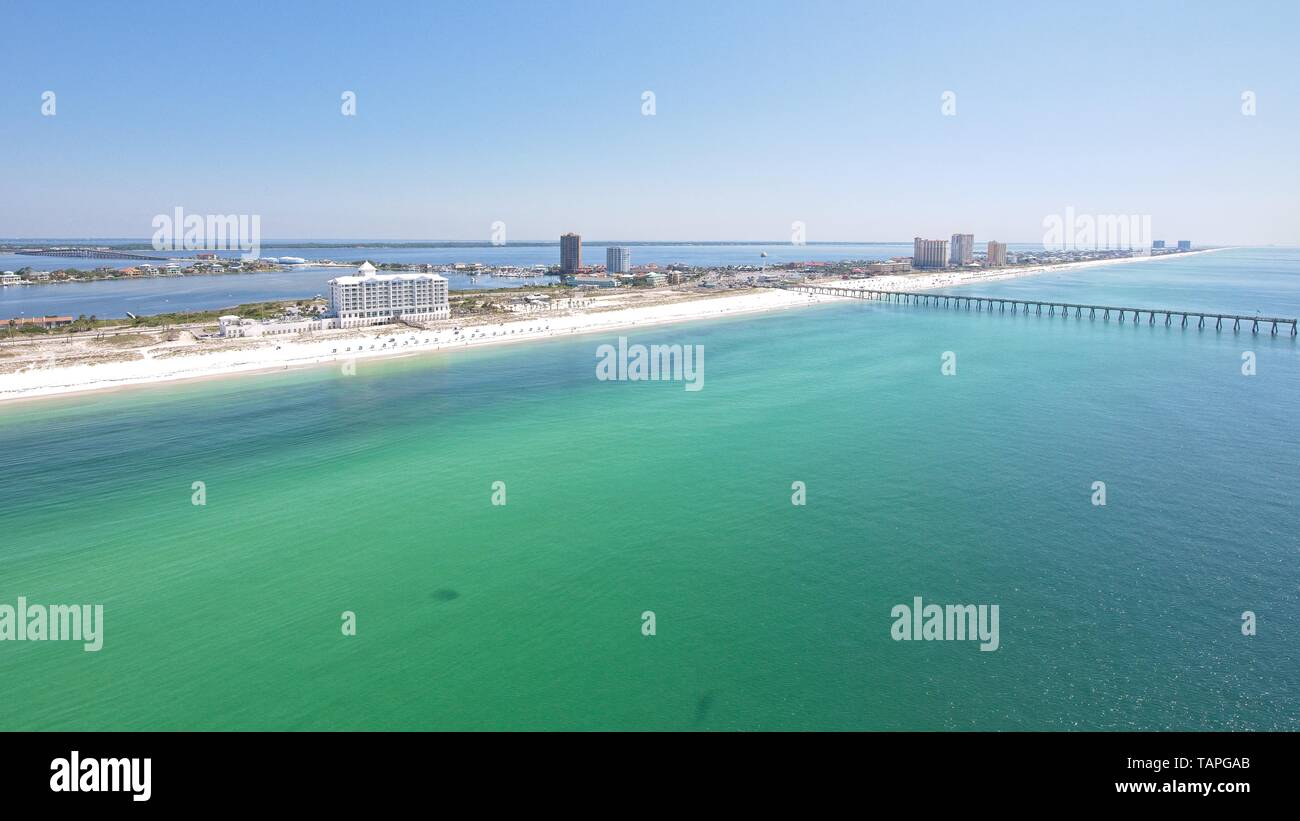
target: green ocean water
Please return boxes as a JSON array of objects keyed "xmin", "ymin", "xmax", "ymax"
[{"xmin": 1, "ymin": 248, "xmax": 1296, "ymax": 730}]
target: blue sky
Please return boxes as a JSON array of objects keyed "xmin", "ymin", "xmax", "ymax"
[{"xmin": 1, "ymin": 0, "xmax": 1297, "ymax": 243}]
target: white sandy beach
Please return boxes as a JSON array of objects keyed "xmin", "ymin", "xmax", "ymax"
[{"xmin": 0, "ymin": 249, "xmax": 1225, "ymax": 403}]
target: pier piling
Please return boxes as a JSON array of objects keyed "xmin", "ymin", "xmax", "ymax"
[{"xmin": 786, "ymin": 285, "xmax": 1298, "ymax": 340}]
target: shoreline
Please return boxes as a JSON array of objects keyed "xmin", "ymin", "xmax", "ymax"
[{"xmin": 0, "ymin": 248, "xmax": 1228, "ymax": 405}]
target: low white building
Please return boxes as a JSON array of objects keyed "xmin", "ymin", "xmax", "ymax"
[
  {"xmin": 328, "ymin": 261, "xmax": 449, "ymax": 328},
  {"xmin": 563, "ymin": 274, "xmax": 619, "ymax": 288},
  {"xmin": 219, "ymin": 315, "xmax": 337, "ymax": 338}
]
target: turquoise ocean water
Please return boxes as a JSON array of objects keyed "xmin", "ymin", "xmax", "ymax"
[{"xmin": 0, "ymin": 248, "xmax": 1295, "ymax": 730}]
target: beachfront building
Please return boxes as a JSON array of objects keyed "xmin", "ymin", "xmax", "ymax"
[
  {"xmin": 563, "ymin": 274, "xmax": 619, "ymax": 287},
  {"xmin": 1177, "ymin": 240, "xmax": 1192, "ymax": 251},
  {"xmin": 328, "ymin": 261, "xmax": 449, "ymax": 328},
  {"xmin": 220, "ymin": 261, "xmax": 452, "ymax": 338},
  {"xmin": 950, "ymin": 233, "xmax": 974, "ymax": 265},
  {"xmin": 1152, "ymin": 240, "xmax": 1166, "ymax": 249},
  {"xmin": 865, "ymin": 261, "xmax": 912, "ymax": 275},
  {"xmin": 913, "ymin": 238, "xmax": 949, "ymax": 269},
  {"xmin": 986, "ymin": 241, "xmax": 1007, "ymax": 267},
  {"xmin": 4, "ymin": 315, "xmax": 73, "ymax": 329},
  {"xmin": 561, "ymin": 233, "xmax": 582, "ymax": 274},
  {"xmin": 606, "ymin": 246, "xmax": 631, "ymax": 274},
  {"xmin": 219, "ymin": 315, "xmax": 334, "ymax": 338}
]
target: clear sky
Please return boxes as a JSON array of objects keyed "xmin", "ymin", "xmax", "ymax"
[{"xmin": 1, "ymin": 0, "xmax": 1297, "ymax": 243}]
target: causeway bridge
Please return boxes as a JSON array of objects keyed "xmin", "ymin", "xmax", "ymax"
[
  {"xmin": 15, "ymin": 247, "xmax": 168, "ymax": 261},
  {"xmin": 788, "ymin": 284, "xmax": 1299, "ymax": 336}
]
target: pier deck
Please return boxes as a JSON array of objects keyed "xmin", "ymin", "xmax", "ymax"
[{"xmin": 787, "ymin": 284, "xmax": 1299, "ymax": 336}]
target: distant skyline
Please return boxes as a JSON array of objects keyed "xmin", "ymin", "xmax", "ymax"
[
  {"xmin": 0, "ymin": 238, "xmax": 1243, "ymax": 244},
  {"xmin": 2, "ymin": 0, "xmax": 1298, "ymax": 244},
  {"xmin": 5, "ymin": 238, "xmax": 1262, "ymax": 248}
]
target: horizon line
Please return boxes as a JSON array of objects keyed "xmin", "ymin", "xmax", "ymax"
[{"xmin": 0, "ymin": 238, "xmax": 1257, "ymax": 247}]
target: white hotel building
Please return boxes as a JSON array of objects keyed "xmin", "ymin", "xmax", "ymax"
[
  {"xmin": 328, "ymin": 261, "xmax": 449, "ymax": 328},
  {"xmin": 220, "ymin": 261, "xmax": 450, "ymax": 337}
]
